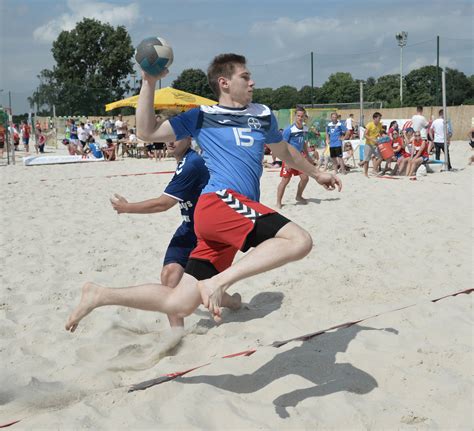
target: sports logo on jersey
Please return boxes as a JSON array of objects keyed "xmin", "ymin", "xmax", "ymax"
[
  {"xmin": 176, "ymin": 156, "xmax": 187, "ymax": 175},
  {"xmin": 247, "ymin": 117, "xmax": 261, "ymax": 129}
]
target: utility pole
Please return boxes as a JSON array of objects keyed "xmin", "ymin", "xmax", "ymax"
[
  {"xmin": 435, "ymin": 36, "xmax": 440, "ymax": 106},
  {"xmin": 395, "ymin": 32, "xmax": 408, "ymax": 107},
  {"xmin": 311, "ymin": 51, "xmax": 314, "ymax": 108}
]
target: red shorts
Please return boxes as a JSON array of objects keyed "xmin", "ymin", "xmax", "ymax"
[
  {"xmin": 280, "ymin": 161, "xmax": 302, "ymax": 178},
  {"xmin": 190, "ymin": 190, "xmax": 276, "ymax": 272}
]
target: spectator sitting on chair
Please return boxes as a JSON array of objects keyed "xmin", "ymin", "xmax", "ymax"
[
  {"xmin": 406, "ymin": 132, "xmax": 429, "ymax": 176},
  {"xmin": 342, "ymin": 141, "xmax": 354, "ymax": 168},
  {"xmin": 384, "ymin": 130, "xmax": 405, "ymax": 175}
]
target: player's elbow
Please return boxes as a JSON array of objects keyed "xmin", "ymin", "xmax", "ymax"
[{"xmin": 136, "ymin": 129, "xmax": 151, "ymax": 142}]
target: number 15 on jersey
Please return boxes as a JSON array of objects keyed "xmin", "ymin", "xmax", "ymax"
[{"xmin": 232, "ymin": 128, "xmax": 254, "ymax": 147}]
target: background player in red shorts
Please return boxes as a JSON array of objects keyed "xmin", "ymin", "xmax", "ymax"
[
  {"xmin": 276, "ymin": 106, "xmax": 311, "ymax": 209},
  {"xmin": 66, "ymin": 53, "xmax": 341, "ymax": 332}
]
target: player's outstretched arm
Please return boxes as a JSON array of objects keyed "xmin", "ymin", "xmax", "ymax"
[
  {"xmin": 136, "ymin": 70, "xmax": 177, "ymax": 143},
  {"xmin": 270, "ymin": 141, "xmax": 342, "ymax": 191},
  {"xmin": 110, "ymin": 193, "xmax": 177, "ymax": 214}
]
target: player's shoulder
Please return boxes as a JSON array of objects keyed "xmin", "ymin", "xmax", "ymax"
[{"xmin": 181, "ymin": 149, "xmax": 206, "ymax": 171}]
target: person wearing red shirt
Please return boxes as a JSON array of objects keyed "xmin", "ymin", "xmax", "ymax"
[
  {"xmin": 406, "ymin": 132, "xmax": 429, "ymax": 176},
  {"xmin": 21, "ymin": 120, "xmax": 31, "ymax": 152}
]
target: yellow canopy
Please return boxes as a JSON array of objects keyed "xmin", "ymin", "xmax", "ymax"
[{"xmin": 105, "ymin": 87, "xmax": 216, "ymax": 112}]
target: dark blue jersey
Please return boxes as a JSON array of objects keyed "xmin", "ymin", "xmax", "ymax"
[{"xmin": 164, "ymin": 148, "xmax": 209, "ymax": 228}]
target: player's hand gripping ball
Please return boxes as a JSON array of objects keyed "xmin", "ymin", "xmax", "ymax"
[{"xmin": 135, "ymin": 37, "xmax": 173, "ymax": 76}]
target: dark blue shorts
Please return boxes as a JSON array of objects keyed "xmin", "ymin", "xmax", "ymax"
[{"xmin": 163, "ymin": 224, "xmax": 197, "ymax": 268}]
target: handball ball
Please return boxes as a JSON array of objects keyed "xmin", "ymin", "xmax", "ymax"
[{"xmin": 135, "ymin": 37, "xmax": 173, "ymax": 76}]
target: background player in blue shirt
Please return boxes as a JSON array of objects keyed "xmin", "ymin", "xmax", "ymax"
[
  {"xmin": 66, "ymin": 53, "xmax": 341, "ymax": 333},
  {"xmin": 276, "ymin": 106, "xmax": 311, "ymax": 209},
  {"xmin": 326, "ymin": 112, "xmax": 349, "ymax": 174}
]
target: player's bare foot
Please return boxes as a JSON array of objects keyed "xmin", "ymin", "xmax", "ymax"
[
  {"xmin": 295, "ymin": 196, "xmax": 307, "ymax": 204},
  {"xmin": 276, "ymin": 202, "xmax": 283, "ymax": 209},
  {"xmin": 65, "ymin": 282, "xmax": 102, "ymax": 332},
  {"xmin": 198, "ymin": 278, "xmax": 228, "ymax": 323}
]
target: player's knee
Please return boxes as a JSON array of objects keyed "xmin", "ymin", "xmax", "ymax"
[
  {"xmin": 290, "ymin": 228, "xmax": 313, "ymax": 259},
  {"xmin": 298, "ymin": 230, "xmax": 313, "ymax": 257},
  {"xmin": 174, "ymin": 300, "xmax": 197, "ymax": 318},
  {"xmin": 161, "ymin": 263, "xmax": 183, "ymax": 288}
]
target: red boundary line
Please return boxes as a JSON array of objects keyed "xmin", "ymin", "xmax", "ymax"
[
  {"xmin": 39, "ymin": 170, "xmax": 176, "ymax": 182},
  {"xmin": 128, "ymin": 288, "xmax": 473, "ymax": 393}
]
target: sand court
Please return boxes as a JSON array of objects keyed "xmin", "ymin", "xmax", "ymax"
[{"xmin": 1, "ymin": 142, "xmax": 472, "ymax": 429}]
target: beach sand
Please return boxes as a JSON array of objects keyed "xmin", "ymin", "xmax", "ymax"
[{"xmin": 1, "ymin": 142, "xmax": 472, "ymax": 429}]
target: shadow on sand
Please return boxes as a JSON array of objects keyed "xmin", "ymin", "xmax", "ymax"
[
  {"xmin": 193, "ymin": 291, "xmax": 284, "ymax": 329},
  {"xmin": 178, "ymin": 324, "xmax": 397, "ymax": 418}
]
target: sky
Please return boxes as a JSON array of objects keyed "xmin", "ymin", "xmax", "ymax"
[{"xmin": 0, "ymin": 0, "xmax": 473, "ymax": 113}]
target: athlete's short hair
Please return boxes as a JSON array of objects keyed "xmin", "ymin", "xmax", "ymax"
[
  {"xmin": 416, "ymin": 105, "xmax": 423, "ymax": 112},
  {"xmin": 207, "ymin": 53, "xmax": 247, "ymax": 97},
  {"xmin": 373, "ymin": 112, "xmax": 382, "ymax": 119}
]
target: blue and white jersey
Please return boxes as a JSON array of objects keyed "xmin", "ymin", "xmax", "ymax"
[
  {"xmin": 169, "ymin": 103, "xmax": 282, "ymax": 202},
  {"xmin": 282, "ymin": 124, "xmax": 308, "ymax": 152},
  {"xmin": 326, "ymin": 121, "xmax": 346, "ymax": 148},
  {"xmin": 164, "ymin": 148, "xmax": 210, "ymax": 228},
  {"xmin": 88, "ymin": 142, "xmax": 103, "ymax": 158},
  {"xmin": 70, "ymin": 124, "xmax": 78, "ymax": 140}
]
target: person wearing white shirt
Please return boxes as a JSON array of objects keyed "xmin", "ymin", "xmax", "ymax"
[
  {"xmin": 345, "ymin": 114, "xmax": 354, "ymax": 138},
  {"xmin": 411, "ymin": 106, "xmax": 429, "ymax": 140},
  {"xmin": 84, "ymin": 120, "xmax": 94, "ymax": 137},
  {"xmin": 77, "ymin": 122, "xmax": 89, "ymax": 152},
  {"xmin": 429, "ymin": 109, "xmax": 452, "ymax": 170}
]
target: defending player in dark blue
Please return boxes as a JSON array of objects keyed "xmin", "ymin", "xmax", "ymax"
[{"xmin": 109, "ymin": 137, "xmax": 241, "ymax": 328}]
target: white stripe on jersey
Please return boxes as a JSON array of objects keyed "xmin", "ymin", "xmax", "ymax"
[
  {"xmin": 289, "ymin": 125, "xmax": 308, "ymax": 134},
  {"xmin": 200, "ymin": 103, "xmax": 272, "ymax": 117}
]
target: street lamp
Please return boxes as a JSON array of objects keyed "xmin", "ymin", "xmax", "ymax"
[{"xmin": 395, "ymin": 31, "xmax": 408, "ymax": 107}]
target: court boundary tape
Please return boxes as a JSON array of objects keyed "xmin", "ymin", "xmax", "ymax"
[
  {"xmin": 1, "ymin": 288, "xmax": 471, "ymax": 427},
  {"xmin": 128, "ymin": 287, "xmax": 473, "ymax": 393},
  {"xmin": 39, "ymin": 170, "xmax": 176, "ymax": 182}
]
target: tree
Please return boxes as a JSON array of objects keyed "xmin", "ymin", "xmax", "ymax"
[
  {"xmin": 464, "ymin": 75, "xmax": 474, "ymax": 105},
  {"xmin": 318, "ymin": 72, "xmax": 359, "ymax": 103},
  {"xmin": 298, "ymin": 85, "xmax": 321, "ymax": 106},
  {"xmin": 404, "ymin": 66, "xmax": 439, "ymax": 106},
  {"xmin": 30, "ymin": 18, "xmax": 134, "ymax": 116},
  {"xmin": 171, "ymin": 68, "xmax": 215, "ymax": 100},
  {"xmin": 445, "ymin": 68, "xmax": 473, "ymax": 105},
  {"xmin": 366, "ymin": 74, "xmax": 401, "ymax": 107},
  {"xmin": 272, "ymin": 85, "xmax": 299, "ymax": 109},
  {"xmin": 252, "ymin": 87, "xmax": 275, "ymax": 109},
  {"xmin": 28, "ymin": 69, "xmax": 58, "ymax": 115}
]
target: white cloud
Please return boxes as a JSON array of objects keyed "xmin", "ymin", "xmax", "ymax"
[{"xmin": 33, "ymin": 0, "xmax": 139, "ymax": 43}]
